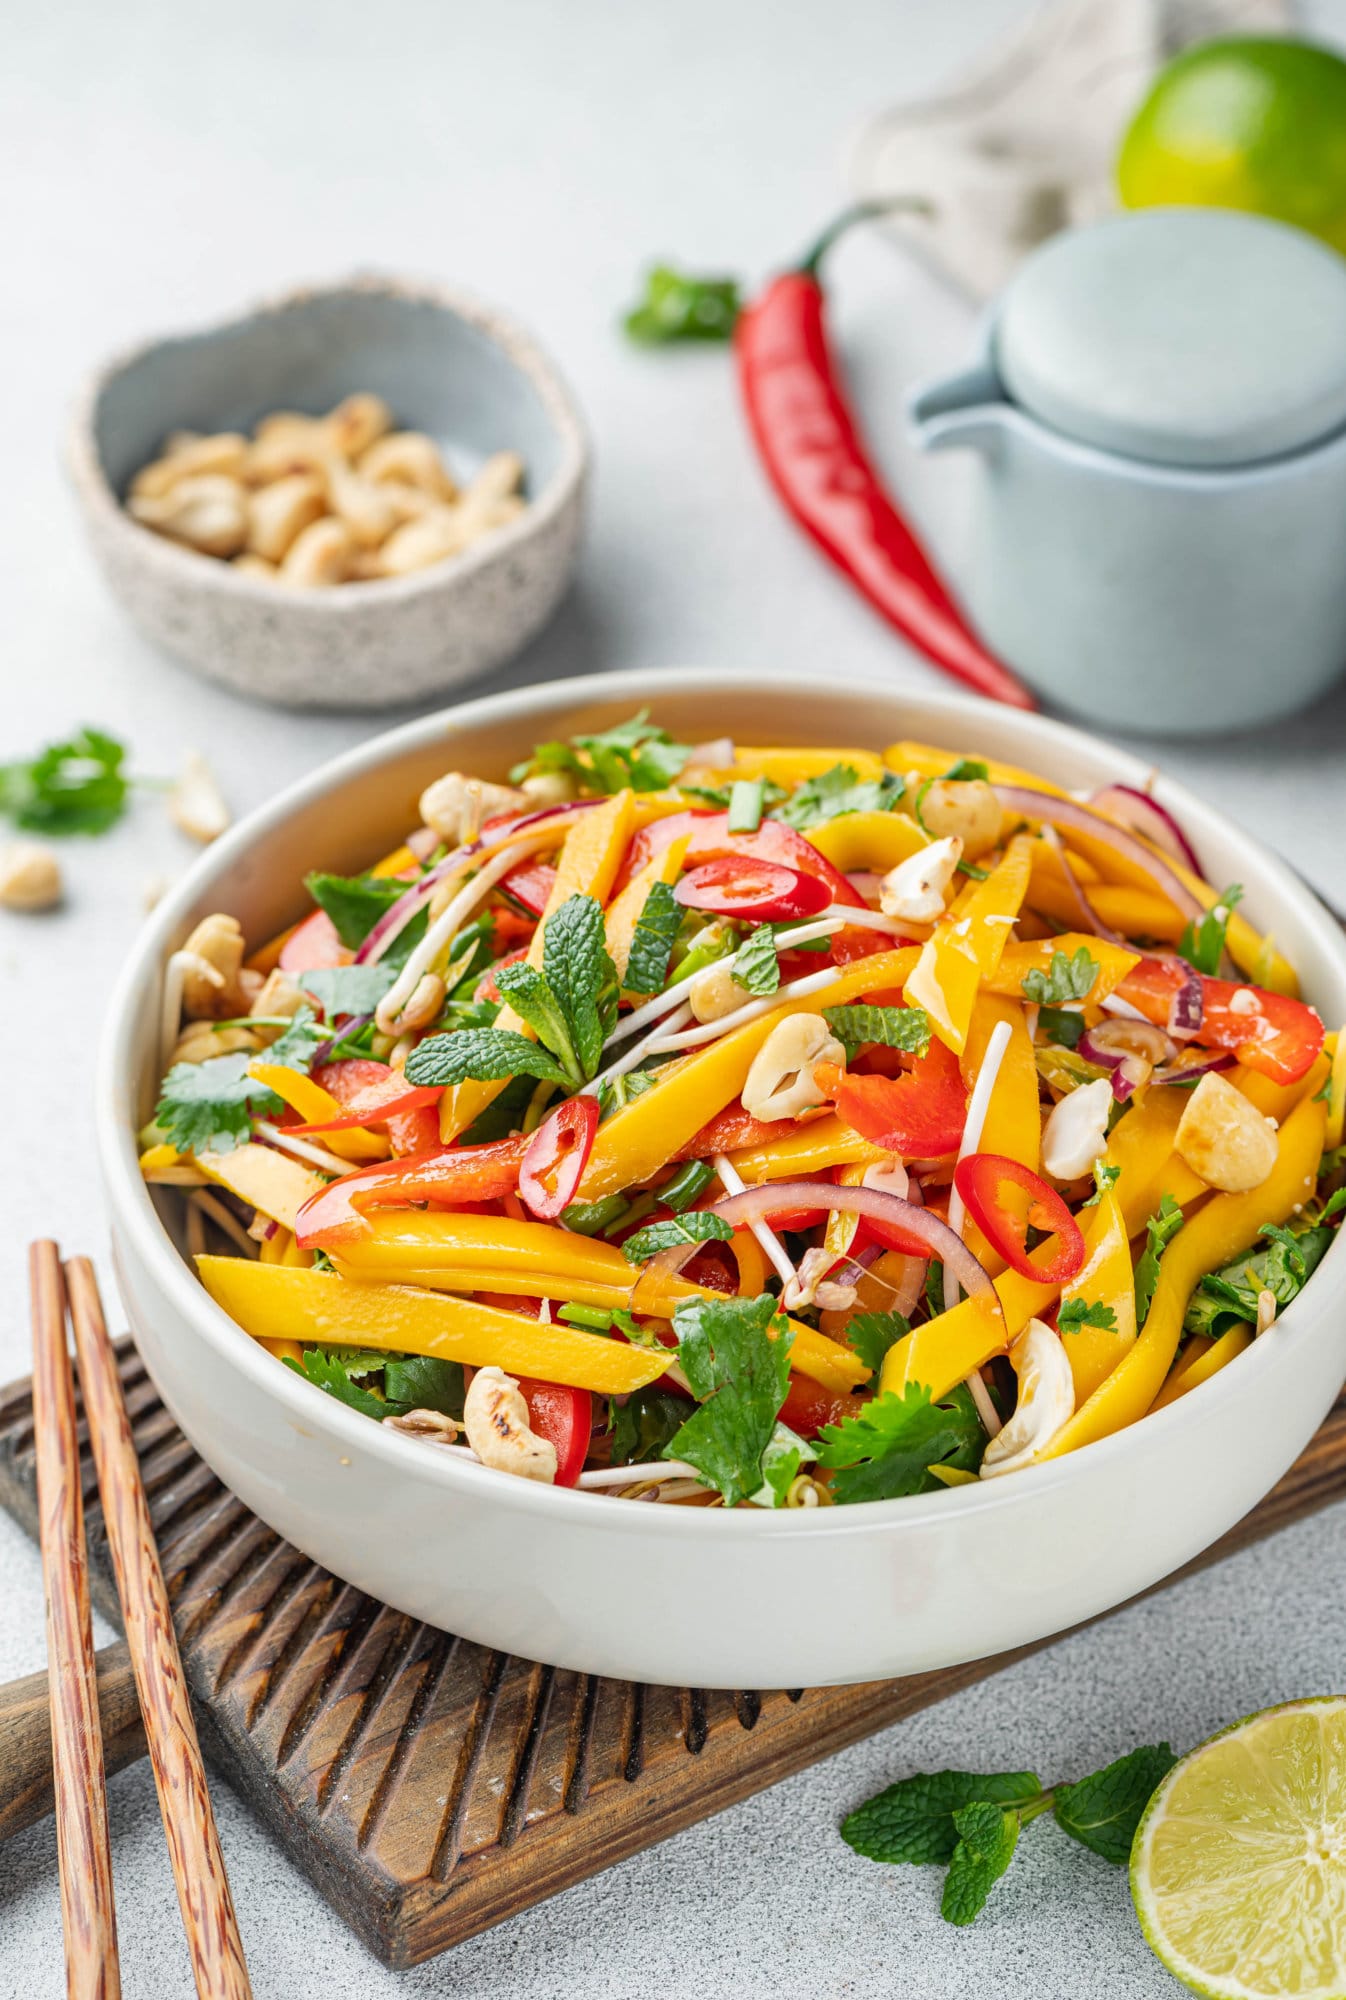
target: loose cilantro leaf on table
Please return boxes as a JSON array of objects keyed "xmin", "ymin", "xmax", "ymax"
[
  {"xmin": 730, "ymin": 923, "xmax": 781, "ymax": 997},
  {"xmin": 1053, "ymin": 1745, "xmax": 1177, "ymax": 1864},
  {"xmin": 1058, "ymin": 1298, "xmax": 1119, "ymax": 1336},
  {"xmin": 0, "ymin": 726, "xmax": 129, "ymax": 835},
  {"xmin": 623, "ymin": 265, "xmax": 741, "ymax": 344},
  {"xmin": 621, "ymin": 1211, "xmax": 734, "ymax": 1264},
  {"xmin": 941, "ymin": 1802, "xmax": 1021, "ymax": 1926},
  {"xmin": 1135, "ymin": 1193, "xmax": 1185, "ymax": 1321},
  {"xmin": 298, "ymin": 962, "xmax": 398, "ymax": 1019},
  {"xmin": 843, "ymin": 1768, "xmax": 1043, "ymax": 1867},
  {"xmin": 1178, "ymin": 884, "xmax": 1243, "ymax": 977},
  {"xmin": 823, "ymin": 1003, "xmax": 930, "ymax": 1062},
  {"xmin": 772, "ymin": 763, "xmax": 904, "ymax": 831},
  {"xmin": 846, "ymin": 1310, "xmax": 909, "ymax": 1376},
  {"xmin": 664, "ymin": 1292, "xmax": 794, "ymax": 1506},
  {"xmin": 814, "ymin": 1382, "xmax": 985, "ymax": 1504},
  {"xmin": 513, "ymin": 710, "xmax": 690, "ymax": 794},
  {"xmin": 623, "ymin": 878, "xmax": 682, "ymax": 995},
  {"xmin": 1022, "ymin": 946, "xmax": 1099, "ymax": 1007}
]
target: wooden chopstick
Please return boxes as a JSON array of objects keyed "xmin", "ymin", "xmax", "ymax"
[
  {"xmin": 30, "ymin": 1241, "xmax": 121, "ymax": 2000},
  {"xmin": 64, "ymin": 1256, "xmax": 253, "ymax": 2000}
]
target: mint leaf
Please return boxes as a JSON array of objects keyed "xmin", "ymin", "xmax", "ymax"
[
  {"xmin": 814, "ymin": 1382, "xmax": 984, "ymax": 1504},
  {"xmin": 1083, "ymin": 1160, "xmax": 1121, "ymax": 1207},
  {"xmin": 1038, "ymin": 1004, "xmax": 1087, "ymax": 1050},
  {"xmin": 1058, "ymin": 1298, "xmax": 1119, "ymax": 1336},
  {"xmin": 659, "ymin": 1159, "xmax": 715, "ymax": 1212},
  {"xmin": 665, "ymin": 1293, "xmax": 794, "ymax": 1506},
  {"xmin": 155, "ymin": 1052, "xmax": 283, "ymax": 1156},
  {"xmin": 495, "ymin": 959, "xmax": 581, "ymax": 1079},
  {"xmin": 543, "ymin": 893, "xmax": 619, "ymax": 1080},
  {"xmin": 0, "ymin": 725, "xmax": 129, "ymax": 835},
  {"xmin": 1054, "ymin": 1744, "xmax": 1177, "ymax": 1864},
  {"xmin": 1135, "ymin": 1193, "xmax": 1185, "ymax": 1322},
  {"xmin": 1022, "ymin": 947, "xmax": 1099, "ymax": 1007},
  {"xmin": 298, "ymin": 962, "xmax": 398, "ymax": 1019},
  {"xmin": 731, "ymin": 923, "xmax": 781, "ymax": 997},
  {"xmin": 773, "ymin": 763, "xmax": 904, "ymax": 830},
  {"xmin": 941, "ymin": 1802, "xmax": 1020, "ymax": 1926},
  {"xmin": 610, "ymin": 1385, "xmax": 691, "ymax": 1467},
  {"xmin": 842, "ymin": 1768, "xmax": 1042, "ymax": 1866},
  {"xmin": 846, "ymin": 1310, "xmax": 909, "ymax": 1376},
  {"xmin": 405, "ymin": 1027, "xmax": 570, "ymax": 1089},
  {"xmin": 1179, "ymin": 885, "xmax": 1243, "ymax": 977},
  {"xmin": 624, "ymin": 878, "xmax": 683, "ymax": 995},
  {"xmin": 621, "ymin": 1211, "xmax": 734, "ymax": 1265},
  {"xmin": 823, "ymin": 1003, "xmax": 931, "ymax": 1062}
]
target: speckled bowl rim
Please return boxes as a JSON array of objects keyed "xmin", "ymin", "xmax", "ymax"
[{"xmin": 66, "ymin": 272, "xmax": 590, "ymax": 608}]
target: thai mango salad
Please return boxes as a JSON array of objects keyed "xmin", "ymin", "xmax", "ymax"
[{"xmin": 141, "ymin": 715, "xmax": 1346, "ymax": 1508}]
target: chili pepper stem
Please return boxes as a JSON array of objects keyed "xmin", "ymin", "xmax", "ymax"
[{"xmin": 795, "ymin": 198, "xmax": 933, "ymax": 279}]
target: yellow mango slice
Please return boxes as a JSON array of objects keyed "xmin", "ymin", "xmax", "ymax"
[
  {"xmin": 605, "ymin": 834, "xmax": 690, "ymax": 993},
  {"xmin": 881, "ymin": 1266, "xmax": 1053, "ymax": 1402},
  {"xmin": 962, "ymin": 994, "xmax": 1039, "ymax": 1174},
  {"xmin": 697, "ymin": 747, "xmax": 886, "ymax": 788},
  {"xmin": 1058, "ymin": 1189, "xmax": 1137, "ymax": 1404},
  {"xmin": 981, "ymin": 933, "xmax": 1139, "ymax": 1006},
  {"xmin": 1104, "ymin": 1088, "xmax": 1208, "ymax": 1235},
  {"xmin": 904, "ymin": 836, "xmax": 1032, "ymax": 1056},
  {"xmin": 1149, "ymin": 1326, "xmax": 1253, "ymax": 1413},
  {"xmin": 196, "ymin": 1142, "xmax": 329, "ymax": 1233},
  {"xmin": 249, "ymin": 1061, "xmax": 387, "ymax": 1163},
  {"xmin": 726, "ymin": 1115, "xmax": 889, "ymax": 1184},
  {"xmin": 1328, "ymin": 1031, "xmax": 1346, "ymax": 1150},
  {"xmin": 809, "ymin": 812, "xmax": 927, "ymax": 875},
  {"xmin": 882, "ymin": 741, "xmax": 1060, "ymax": 792}
]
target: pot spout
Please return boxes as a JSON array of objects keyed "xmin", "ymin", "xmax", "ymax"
[{"xmin": 907, "ymin": 361, "xmax": 1009, "ymax": 454}]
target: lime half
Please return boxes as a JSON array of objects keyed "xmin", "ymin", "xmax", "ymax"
[{"xmin": 1132, "ymin": 1698, "xmax": 1346, "ymax": 1999}]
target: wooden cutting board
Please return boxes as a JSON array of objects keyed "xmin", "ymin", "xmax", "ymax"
[{"xmin": 3, "ymin": 1341, "xmax": 1345, "ymax": 1969}]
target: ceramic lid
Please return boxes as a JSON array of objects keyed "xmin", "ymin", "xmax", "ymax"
[{"xmin": 994, "ymin": 209, "xmax": 1346, "ymax": 469}]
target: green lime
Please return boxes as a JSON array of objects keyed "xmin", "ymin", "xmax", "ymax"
[
  {"xmin": 1118, "ymin": 37, "xmax": 1346, "ymax": 254},
  {"xmin": 1131, "ymin": 1696, "xmax": 1346, "ymax": 1998}
]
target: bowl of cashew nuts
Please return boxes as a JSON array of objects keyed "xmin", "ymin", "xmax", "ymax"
[{"xmin": 68, "ymin": 276, "xmax": 589, "ymax": 709}]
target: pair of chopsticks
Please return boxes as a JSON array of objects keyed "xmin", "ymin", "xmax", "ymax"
[{"xmin": 29, "ymin": 1243, "xmax": 252, "ymax": 2000}]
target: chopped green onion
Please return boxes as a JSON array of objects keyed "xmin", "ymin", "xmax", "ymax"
[
  {"xmin": 660, "ymin": 1159, "xmax": 716, "ymax": 1212},
  {"xmin": 727, "ymin": 777, "xmax": 765, "ymax": 834}
]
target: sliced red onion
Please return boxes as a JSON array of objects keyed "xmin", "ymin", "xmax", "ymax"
[
  {"xmin": 1076, "ymin": 1038, "xmax": 1147, "ymax": 1101},
  {"xmin": 1081, "ymin": 1019, "xmax": 1177, "ymax": 1066},
  {"xmin": 995, "ymin": 785, "xmax": 1205, "ymax": 928},
  {"xmin": 355, "ymin": 799, "xmax": 603, "ymax": 966},
  {"xmin": 1041, "ymin": 828, "xmax": 1128, "ymax": 947},
  {"xmin": 310, "ymin": 1010, "xmax": 374, "ymax": 1068},
  {"xmin": 1088, "ymin": 784, "xmax": 1202, "ymax": 876},
  {"xmin": 1153, "ymin": 1051, "xmax": 1236, "ymax": 1087},
  {"xmin": 1167, "ymin": 966, "xmax": 1205, "ymax": 1041}
]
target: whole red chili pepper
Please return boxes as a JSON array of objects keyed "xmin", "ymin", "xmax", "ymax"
[{"xmin": 734, "ymin": 206, "xmax": 1037, "ymax": 711}]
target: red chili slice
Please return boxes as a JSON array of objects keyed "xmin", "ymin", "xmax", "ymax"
[
  {"xmin": 617, "ymin": 808, "xmax": 863, "ymax": 909},
  {"xmin": 294, "ymin": 1134, "xmax": 529, "ymax": 1247},
  {"xmin": 518, "ymin": 1096, "xmax": 600, "ymax": 1221},
  {"xmin": 289, "ymin": 1073, "xmax": 442, "ymax": 1136},
  {"xmin": 313, "ymin": 1057, "xmax": 439, "ymax": 1156},
  {"xmin": 953, "ymin": 1152, "xmax": 1086, "ymax": 1286},
  {"xmin": 675, "ymin": 855, "xmax": 830, "ymax": 923}
]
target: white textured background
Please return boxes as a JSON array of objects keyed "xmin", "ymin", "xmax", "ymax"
[{"xmin": 3, "ymin": 0, "xmax": 1346, "ymax": 1992}]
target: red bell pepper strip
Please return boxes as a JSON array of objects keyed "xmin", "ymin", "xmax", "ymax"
[
  {"xmin": 780, "ymin": 1372, "xmax": 862, "ymax": 1439},
  {"xmin": 313, "ymin": 1058, "xmax": 440, "ymax": 1156},
  {"xmin": 289, "ymin": 1072, "xmax": 443, "ymax": 1136},
  {"xmin": 619, "ymin": 809, "xmax": 863, "ymax": 910},
  {"xmin": 499, "ymin": 859, "xmax": 557, "ymax": 917},
  {"xmin": 1118, "ymin": 959, "xmax": 1324, "ymax": 1086},
  {"xmin": 516, "ymin": 1380, "xmax": 593, "ymax": 1487},
  {"xmin": 675, "ymin": 856, "xmax": 830, "ymax": 923},
  {"xmin": 279, "ymin": 909, "xmax": 350, "ymax": 974},
  {"xmin": 294, "ymin": 1135, "xmax": 529, "ymax": 1248},
  {"xmin": 518, "ymin": 1096, "xmax": 600, "ymax": 1221},
  {"xmin": 673, "ymin": 1102, "xmax": 799, "ymax": 1161},
  {"xmin": 820, "ymin": 1036, "xmax": 968, "ymax": 1159},
  {"xmin": 953, "ymin": 1153, "xmax": 1086, "ymax": 1286},
  {"xmin": 733, "ymin": 207, "xmax": 1036, "ymax": 711},
  {"xmin": 476, "ymin": 945, "xmax": 530, "ymax": 1006}
]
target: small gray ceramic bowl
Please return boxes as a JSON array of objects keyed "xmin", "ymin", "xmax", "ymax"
[{"xmin": 68, "ymin": 277, "xmax": 589, "ymax": 710}]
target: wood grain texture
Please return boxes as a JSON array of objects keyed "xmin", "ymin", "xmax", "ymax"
[
  {"xmin": 0, "ymin": 1643, "xmax": 142, "ymax": 1844},
  {"xmin": 64, "ymin": 1259, "xmax": 252, "ymax": 2000},
  {"xmin": 1, "ymin": 1334, "xmax": 1344, "ymax": 1969},
  {"xmin": 29, "ymin": 1242, "xmax": 120, "ymax": 2000}
]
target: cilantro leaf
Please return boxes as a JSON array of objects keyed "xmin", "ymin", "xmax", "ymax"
[
  {"xmin": 495, "ymin": 959, "xmax": 581, "ymax": 1079},
  {"xmin": 823, "ymin": 1003, "xmax": 930, "ymax": 1062},
  {"xmin": 0, "ymin": 725, "xmax": 129, "ymax": 835},
  {"xmin": 1053, "ymin": 1744, "xmax": 1177, "ymax": 1864},
  {"xmin": 659, "ymin": 1159, "xmax": 715, "ymax": 1212},
  {"xmin": 283, "ymin": 1347, "xmax": 465, "ymax": 1424},
  {"xmin": 1135, "ymin": 1194, "xmax": 1185, "ymax": 1322},
  {"xmin": 846, "ymin": 1310, "xmax": 909, "ymax": 1376},
  {"xmin": 730, "ymin": 923, "xmax": 781, "ymax": 996},
  {"xmin": 405, "ymin": 1027, "xmax": 570, "ymax": 1089},
  {"xmin": 1037, "ymin": 1004, "xmax": 1087, "ymax": 1050},
  {"xmin": 297, "ymin": 962, "xmax": 398, "ymax": 1020},
  {"xmin": 1178, "ymin": 885, "xmax": 1243, "ymax": 977},
  {"xmin": 1058, "ymin": 1298, "xmax": 1119, "ymax": 1336},
  {"xmin": 624, "ymin": 879, "xmax": 683, "ymax": 995},
  {"xmin": 842, "ymin": 1768, "xmax": 1042, "ymax": 1866},
  {"xmin": 941, "ymin": 758, "xmax": 990, "ymax": 783},
  {"xmin": 543, "ymin": 893, "xmax": 620, "ymax": 1079},
  {"xmin": 1083, "ymin": 1160, "xmax": 1121, "ymax": 1207},
  {"xmin": 1022, "ymin": 947, "xmax": 1099, "ymax": 1007},
  {"xmin": 621, "ymin": 1211, "xmax": 734, "ymax": 1264},
  {"xmin": 382, "ymin": 1354, "xmax": 466, "ymax": 1420},
  {"xmin": 304, "ymin": 871, "xmax": 429, "ymax": 967},
  {"xmin": 610, "ymin": 1385, "xmax": 691, "ymax": 1467},
  {"xmin": 155, "ymin": 1052, "xmax": 280, "ymax": 1156},
  {"xmin": 814, "ymin": 1382, "xmax": 985, "ymax": 1504},
  {"xmin": 263, "ymin": 1004, "xmax": 327, "ymax": 1073},
  {"xmin": 772, "ymin": 763, "xmax": 904, "ymax": 831},
  {"xmin": 751, "ymin": 1422, "xmax": 811, "ymax": 1507},
  {"xmin": 665, "ymin": 1293, "xmax": 794, "ymax": 1506},
  {"xmin": 1185, "ymin": 1220, "xmax": 1335, "ymax": 1339},
  {"xmin": 283, "ymin": 1347, "xmax": 392, "ymax": 1418},
  {"xmin": 623, "ymin": 266, "xmax": 741, "ymax": 345},
  {"xmin": 941, "ymin": 1802, "xmax": 1020, "ymax": 1926},
  {"xmin": 516, "ymin": 711, "xmax": 691, "ymax": 794}
]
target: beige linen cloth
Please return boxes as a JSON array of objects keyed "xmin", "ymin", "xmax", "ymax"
[{"xmin": 847, "ymin": 0, "xmax": 1293, "ymax": 299}]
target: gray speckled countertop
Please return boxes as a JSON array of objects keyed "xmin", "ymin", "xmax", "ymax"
[{"xmin": 3, "ymin": 1, "xmax": 1346, "ymax": 1992}]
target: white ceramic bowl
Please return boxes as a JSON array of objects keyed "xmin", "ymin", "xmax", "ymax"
[
  {"xmin": 68, "ymin": 277, "xmax": 588, "ymax": 709},
  {"xmin": 97, "ymin": 670, "xmax": 1346, "ymax": 1689}
]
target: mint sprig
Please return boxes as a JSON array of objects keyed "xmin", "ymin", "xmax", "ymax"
[
  {"xmin": 730, "ymin": 923, "xmax": 781, "ymax": 997},
  {"xmin": 624, "ymin": 878, "xmax": 683, "ymax": 995},
  {"xmin": 1022, "ymin": 946, "xmax": 1099, "ymax": 1007},
  {"xmin": 823, "ymin": 1003, "xmax": 930, "ymax": 1062}
]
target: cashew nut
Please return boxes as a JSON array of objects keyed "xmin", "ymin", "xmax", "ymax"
[
  {"xmin": 130, "ymin": 432, "xmax": 248, "ymax": 499},
  {"xmin": 233, "ymin": 553, "xmax": 277, "ymax": 579},
  {"xmin": 879, "ymin": 837, "xmax": 962, "ymax": 923},
  {"xmin": 178, "ymin": 913, "xmax": 251, "ymax": 1018},
  {"xmin": 129, "ymin": 475, "xmax": 249, "ymax": 558},
  {"xmin": 171, "ymin": 1021, "xmax": 262, "ymax": 1065},
  {"xmin": 742, "ymin": 1015, "xmax": 845, "ymax": 1123},
  {"xmin": 689, "ymin": 960, "xmax": 747, "ymax": 1024},
  {"xmin": 245, "ymin": 474, "xmax": 326, "ymax": 562},
  {"xmin": 0, "ymin": 840, "xmax": 62, "ymax": 911},
  {"xmin": 377, "ymin": 507, "xmax": 471, "ymax": 576},
  {"xmin": 168, "ymin": 751, "xmax": 231, "ymax": 844},
  {"xmin": 358, "ymin": 430, "xmax": 458, "ymax": 499},
  {"xmin": 520, "ymin": 770, "xmax": 579, "ymax": 807},
  {"xmin": 466, "ymin": 450, "xmax": 525, "ymax": 506},
  {"xmin": 383, "ymin": 1407, "xmax": 463, "ymax": 1445},
  {"xmin": 463, "ymin": 1366, "xmax": 558, "ymax": 1483},
  {"xmin": 323, "ymin": 459, "xmax": 400, "ymax": 547},
  {"xmin": 249, "ymin": 968, "xmax": 308, "ymax": 1037},
  {"xmin": 979, "ymin": 1319, "xmax": 1075, "ymax": 1478},
  {"xmin": 419, "ymin": 772, "xmax": 528, "ymax": 845},
  {"xmin": 1175, "ymin": 1071, "xmax": 1279, "ymax": 1193},
  {"xmin": 278, "ymin": 517, "xmax": 354, "ymax": 587},
  {"xmin": 322, "ymin": 392, "xmax": 393, "ymax": 459},
  {"xmin": 910, "ymin": 778, "xmax": 1003, "ymax": 860},
  {"xmin": 1041, "ymin": 1077, "xmax": 1113, "ymax": 1182}
]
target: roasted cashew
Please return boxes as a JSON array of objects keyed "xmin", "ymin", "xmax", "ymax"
[
  {"xmin": 358, "ymin": 431, "xmax": 458, "ymax": 499},
  {"xmin": 520, "ymin": 770, "xmax": 579, "ymax": 807},
  {"xmin": 463, "ymin": 1367, "xmax": 558, "ymax": 1483},
  {"xmin": 278, "ymin": 517, "xmax": 354, "ymax": 587},
  {"xmin": 1175, "ymin": 1071, "xmax": 1278, "ymax": 1193},
  {"xmin": 979, "ymin": 1319, "xmax": 1075, "ymax": 1477},
  {"xmin": 130, "ymin": 432, "xmax": 248, "ymax": 500},
  {"xmin": 0, "ymin": 840, "xmax": 62, "ymax": 911},
  {"xmin": 171, "ymin": 1021, "xmax": 262, "ymax": 1065},
  {"xmin": 168, "ymin": 751, "xmax": 231, "ymax": 844},
  {"xmin": 178, "ymin": 913, "xmax": 250, "ymax": 1018},
  {"xmin": 323, "ymin": 392, "xmax": 393, "ymax": 458},
  {"xmin": 909, "ymin": 778, "xmax": 1003, "ymax": 861},
  {"xmin": 246, "ymin": 474, "xmax": 326, "ymax": 562},
  {"xmin": 879, "ymin": 837, "xmax": 962, "ymax": 923},
  {"xmin": 129, "ymin": 475, "xmax": 249, "ymax": 558},
  {"xmin": 1041, "ymin": 1077, "xmax": 1112, "ymax": 1182},
  {"xmin": 742, "ymin": 1015, "xmax": 844, "ymax": 1123},
  {"xmin": 419, "ymin": 772, "xmax": 527, "ymax": 845},
  {"xmin": 377, "ymin": 507, "xmax": 470, "ymax": 576},
  {"xmin": 323, "ymin": 458, "xmax": 400, "ymax": 548},
  {"xmin": 689, "ymin": 961, "xmax": 747, "ymax": 1024}
]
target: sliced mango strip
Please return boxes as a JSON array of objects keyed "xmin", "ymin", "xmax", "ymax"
[
  {"xmin": 638, "ymin": 1272, "xmax": 869, "ymax": 1393},
  {"xmin": 809, "ymin": 811, "xmax": 926, "ymax": 875},
  {"xmin": 1058, "ymin": 1188, "xmax": 1137, "ymax": 1405},
  {"xmin": 332, "ymin": 1261, "xmax": 636, "ymax": 1311},
  {"xmin": 1043, "ymin": 1093, "xmax": 1324, "ymax": 1459},
  {"xmin": 726, "ymin": 1115, "xmax": 889, "ymax": 1184},
  {"xmin": 904, "ymin": 836, "xmax": 1032, "ymax": 1056},
  {"xmin": 577, "ymin": 948, "xmax": 918, "ymax": 1201},
  {"xmin": 197, "ymin": 1257, "xmax": 671, "ymax": 1394},
  {"xmin": 981, "ymin": 933, "xmax": 1139, "ymax": 1007},
  {"xmin": 882, "ymin": 741, "xmax": 1060, "ymax": 793},
  {"xmin": 605, "ymin": 834, "xmax": 690, "ymax": 993},
  {"xmin": 249, "ymin": 1061, "xmax": 387, "ymax": 1163},
  {"xmin": 698, "ymin": 747, "xmax": 886, "ymax": 788},
  {"xmin": 962, "ymin": 993, "xmax": 1039, "ymax": 1174},
  {"xmin": 1149, "ymin": 1326, "xmax": 1253, "ymax": 1413},
  {"xmin": 1104, "ymin": 1088, "xmax": 1208, "ymax": 1235},
  {"xmin": 1234, "ymin": 1049, "xmax": 1330, "ymax": 1125},
  {"xmin": 880, "ymin": 1266, "xmax": 1053, "ymax": 1403},
  {"xmin": 329, "ymin": 1211, "xmax": 635, "ymax": 1285},
  {"xmin": 196, "ymin": 1142, "xmax": 328, "ymax": 1234}
]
